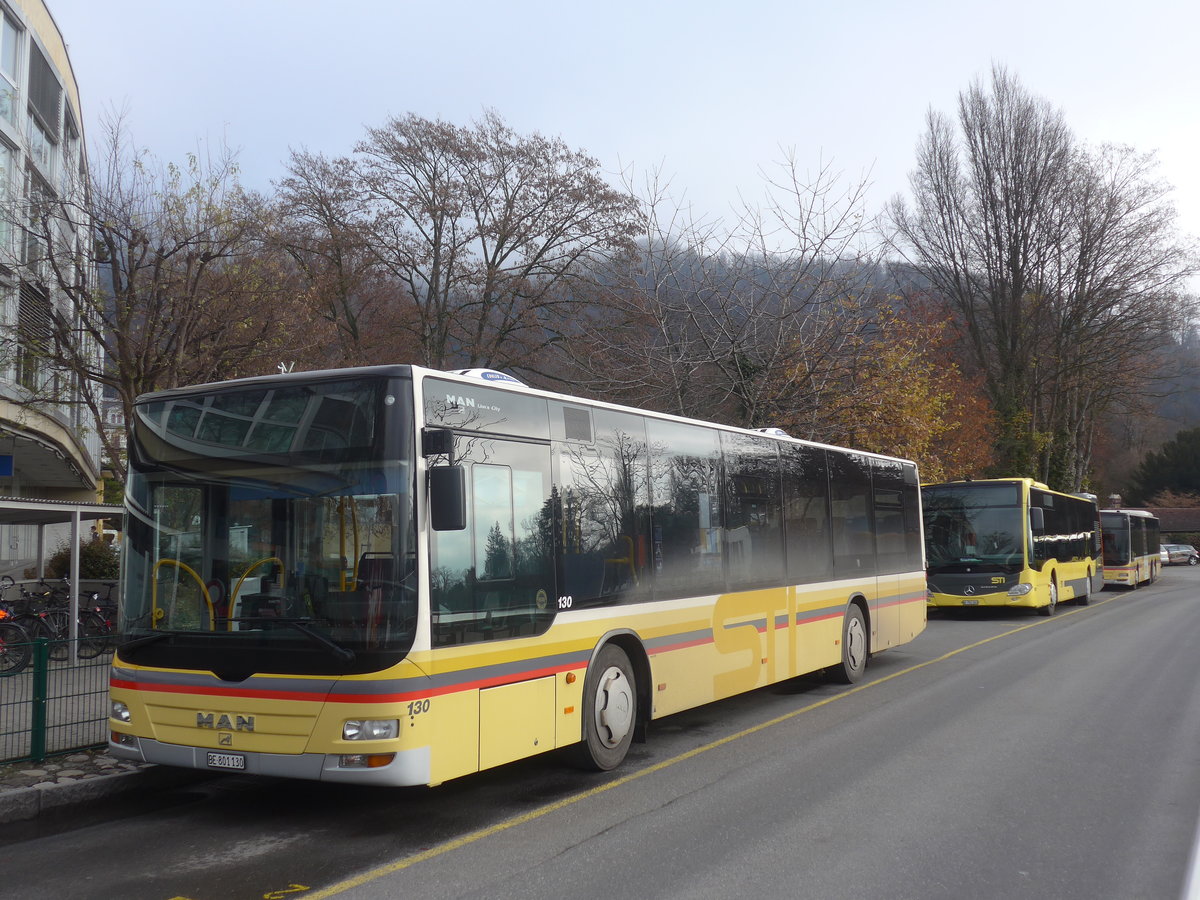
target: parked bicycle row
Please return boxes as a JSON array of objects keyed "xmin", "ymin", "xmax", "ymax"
[{"xmin": 0, "ymin": 575, "xmax": 117, "ymax": 674}]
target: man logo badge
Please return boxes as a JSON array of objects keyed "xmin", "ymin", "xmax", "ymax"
[
  {"xmin": 219, "ymin": 733, "xmax": 233, "ymax": 746},
  {"xmin": 196, "ymin": 713, "xmax": 255, "ymax": 732}
]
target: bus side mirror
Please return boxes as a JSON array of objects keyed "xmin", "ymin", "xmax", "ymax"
[
  {"xmin": 1029, "ymin": 507, "xmax": 1044, "ymax": 532},
  {"xmin": 430, "ymin": 466, "xmax": 467, "ymax": 531},
  {"xmin": 422, "ymin": 427, "xmax": 455, "ymax": 459}
]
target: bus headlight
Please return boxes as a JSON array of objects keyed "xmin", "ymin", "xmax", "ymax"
[
  {"xmin": 343, "ymin": 719, "xmax": 399, "ymax": 741},
  {"xmin": 1008, "ymin": 583, "xmax": 1033, "ymax": 596},
  {"xmin": 111, "ymin": 700, "xmax": 132, "ymax": 723}
]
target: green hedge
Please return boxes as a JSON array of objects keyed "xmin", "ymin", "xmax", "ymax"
[{"xmin": 45, "ymin": 539, "xmax": 120, "ymax": 579}]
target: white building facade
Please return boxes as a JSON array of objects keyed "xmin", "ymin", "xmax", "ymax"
[{"xmin": 0, "ymin": 0, "xmax": 101, "ymax": 571}]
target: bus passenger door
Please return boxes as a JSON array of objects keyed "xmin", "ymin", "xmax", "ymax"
[
  {"xmin": 429, "ymin": 436, "xmax": 557, "ymax": 646},
  {"xmin": 427, "ymin": 436, "xmax": 558, "ymax": 780},
  {"xmin": 871, "ymin": 460, "xmax": 906, "ymax": 651}
]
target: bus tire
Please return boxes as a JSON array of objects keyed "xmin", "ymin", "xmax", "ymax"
[
  {"xmin": 1077, "ymin": 574, "xmax": 1091, "ymax": 606},
  {"xmin": 1038, "ymin": 580, "xmax": 1058, "ymax": 616},
  {"xmin": 572, "ymin": 643, "xmax": 637, "ymax": 771},
  {"xmin": 832, "ymin": 603, "xmax": 868, "ymax": 684}
]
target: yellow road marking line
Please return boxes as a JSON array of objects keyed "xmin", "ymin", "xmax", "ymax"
[{"xmin": 302, "ymin": 593, "xmax": 1118, "ymax": 898}]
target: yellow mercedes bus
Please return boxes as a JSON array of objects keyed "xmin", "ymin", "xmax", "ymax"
[
  {"xmin": 922, "ymin": 478, "xmax": 1102, "ymax": 615},
  {"xmin": 108, "ymin": 365, "xmax": 926, "ymax": 786}
]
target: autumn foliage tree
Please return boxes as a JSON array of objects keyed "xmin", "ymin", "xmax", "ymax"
[{"xmin": 820, "ymin": 303, "xmax": 995, "ymax": 480}]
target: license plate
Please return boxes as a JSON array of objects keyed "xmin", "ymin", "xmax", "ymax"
[
  {"xmin": 206, "ymin": 751, "xmax": 245, "ymax": 770},
  {"xmin": 961, "ymin": 599, "xmax": 979, "ymax": 606}
]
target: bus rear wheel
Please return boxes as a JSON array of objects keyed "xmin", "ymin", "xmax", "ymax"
[
  {"xmin": 572, "ymin": 643, "xmax": 637, "ymax": 771},
  {"xmin": 832, "ymin": 604, "xmax": 868, "ymax": 684}
]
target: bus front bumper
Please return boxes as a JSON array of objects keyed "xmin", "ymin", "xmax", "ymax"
[
  {"xmin": 108, "ymin": 733, "xmax": 433, "ymax": 786},
  {"xmin": 927, "ymin": 590, "xmax": 1037, "ymax": 609}
]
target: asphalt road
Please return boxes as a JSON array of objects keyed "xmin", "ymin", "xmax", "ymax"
[{"xmin": 5, "ymin": 568, "xmax": 1200, "ymax": 900}]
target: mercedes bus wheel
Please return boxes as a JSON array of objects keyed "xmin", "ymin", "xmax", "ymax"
[{"xmin": 1038, "ymin": 580, "xmax": 1058, "ymax": 616}]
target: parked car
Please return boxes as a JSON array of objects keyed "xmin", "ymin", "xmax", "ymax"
[
  {"xmin": 1162, "ymin": 543, "xmax": 1200, "ymax": 565},
  {"xmin": 1160, "ymin": 546, "xmax": 1170, "ymax": 566}
]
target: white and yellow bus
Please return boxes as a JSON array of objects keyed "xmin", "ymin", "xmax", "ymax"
[
  {"xmin": 109, "ymin": 365, "xmax": 926, "ymax": 786},
  {"xmin": 1099, "ymin": 508, "xmax": 1161, "ymax": 588},
  {"xmin": 923, "ymin": 478, "xmax": 1102, "ymax": 615}
]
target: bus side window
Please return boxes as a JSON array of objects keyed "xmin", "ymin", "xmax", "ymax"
[
  {"xmin": 721, "ymin": 432, "xmax": 783, "ymax": 590},
  {"xmin": 646, "ymin": 420, "xmax": 722, "ymax": 600},
  {"xmin": 554, "ymin": 408, "xmax": 651, "ymax": 607},
  {"xmin": 829, "ymin": 451, "xmax": 875, "ymax": 578}
]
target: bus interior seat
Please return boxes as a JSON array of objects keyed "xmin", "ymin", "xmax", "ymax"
[{"xmin": 356, "ymin": 552, "xmax": 395, "ymax": 589}]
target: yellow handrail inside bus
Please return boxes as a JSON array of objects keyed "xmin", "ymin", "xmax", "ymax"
[
  {"xmin": 338, "ymin": 497, "xmax": 360, "ymax": 591},
  {"xmin": 152, "ymin": 559, "xmax": 215, "ymax": 630},
  {"xmin": 231, "ymin": 557, "xmax": 287, "ymax": 629},
  {"xmin": 603, "ymin": 535, "xmax": 638, "ymax": 585}
]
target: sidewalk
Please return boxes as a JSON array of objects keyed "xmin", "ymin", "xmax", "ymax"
[{"xmin": 0, "ymin": 747, "xmax": 210, "ymax": 825}]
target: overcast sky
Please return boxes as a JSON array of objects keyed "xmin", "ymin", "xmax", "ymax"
[{"xmin": 46, "ymin": 0, "xmax": 1200, "ymax": 256}]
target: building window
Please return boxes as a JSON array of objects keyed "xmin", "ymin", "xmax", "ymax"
[
  {"xmin": 0, "ymin": 141, "xmax": 10, "ymax": 254},
  {"xmin": 26, "ymin": 41, "xmax": 59, "ymax": 178},
  {"xmin": 60, "ymin": 109, "xmax": 78, "ymax": 193},
  {"xmin": 17, "ymin": 278, "xmax": 50, "ymax": 392},
  {"xmin": 27, "ymin": 113, "xmax": 52, "ymax": 173},
  {"xmin": 0, "ymin": 14, "xmax": 18, "ymax": 128}
]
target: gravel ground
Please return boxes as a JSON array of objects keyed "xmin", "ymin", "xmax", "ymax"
[{"xmin": 0, "ymin": 747, "xmax": 150, "ymax": 794}]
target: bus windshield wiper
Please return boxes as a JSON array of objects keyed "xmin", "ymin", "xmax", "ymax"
[
  {"xmin": 232, "ymin": 617, "xmax": 356, "ymax": 663},
  {"xmin": 283, "ymin": 619, "xmax": 356, "ymax": 663}
]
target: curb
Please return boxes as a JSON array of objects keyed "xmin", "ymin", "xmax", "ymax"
[{"xmin": 0, "ymin": 765, "xmax": 215, "ymax": 825}]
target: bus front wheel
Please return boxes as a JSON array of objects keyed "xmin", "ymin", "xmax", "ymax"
[
  {"xmin": 1038, "ymin": 580, "xmax": 1058, "ymax": 616},
  {"xmin": 572, "ymin": 643, "xmax": 637, "ymax": 771},
  {"xmin": 832, "ymin": 604, "xmax": 868, "ymax": 684}
]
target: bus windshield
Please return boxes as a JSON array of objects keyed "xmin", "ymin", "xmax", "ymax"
[
  {"xmin": 120, "ymin": 374, "xmax": 417, "ymax": 676},
  {"xmin": 1100, "ymin": 513, "xmax": 1130, "ymax": 565},
  {"xmin": 923, "ymin": 483, "xmax": 1025, "ymax": 571}
]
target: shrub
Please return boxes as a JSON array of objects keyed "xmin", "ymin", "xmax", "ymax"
[{"xmin": 46, "ymin": 539, "xmax": 121, "ymax": 579}]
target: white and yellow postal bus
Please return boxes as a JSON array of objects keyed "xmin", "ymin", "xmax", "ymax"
[
  {"xmin": 109, "ymin": 365, "xmax": 926, "ymax": 786},
  {"xmin": 922, "ymin": 478, "xmax": 1102, "ymax": 615},
  {"xmin": 1099, "ymin": 508, "xmax": 1161, "ymax": 588}
]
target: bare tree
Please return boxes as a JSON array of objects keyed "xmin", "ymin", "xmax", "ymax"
[
  {"xmin": 562, "ymin": 155, "xmax": 884, "ymax": 440},
  {"xmin": 1036, "ymin": 143, "xmax": 1197, "ymax": 486},
  {"xmin": 272, "ymin": 150, "xmax": 395, "ymax": 366},
  {"xmin": 278, "ymin": 110, "xmax": 641, "ymax": 375},
  {"xmin": 887, "ymin": 65, "xmax": 1197, "ymax": 489},
  {"xmin": 16, "ymin": 115, "xmax": 324, "ymax": 478}
]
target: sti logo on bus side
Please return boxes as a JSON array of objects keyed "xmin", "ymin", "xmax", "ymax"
[{"xmin": 196, "ymin": 713, "xmax": 255, "ymax": 732}]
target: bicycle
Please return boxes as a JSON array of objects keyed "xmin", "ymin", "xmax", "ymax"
[
  {"xmin": 0, "ymin": 607, "xmax": 32, "ymax": 674},
  {"xmin": 77, "ymin": 581, "xmax": 118, "ymax": 658},
  {"xmin": 1, "ymin": 575, "xmax": 116, "ymax": 661}
]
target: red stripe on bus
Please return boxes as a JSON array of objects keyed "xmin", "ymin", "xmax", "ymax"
[{"xmin": 110, "ymin": 661, "xmax": 580, "ymax": 704}]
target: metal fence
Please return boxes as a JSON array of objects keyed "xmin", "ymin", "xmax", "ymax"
[{"xmin": 1, "ymin": 638, "xmax": 110, "ymax": 764}]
